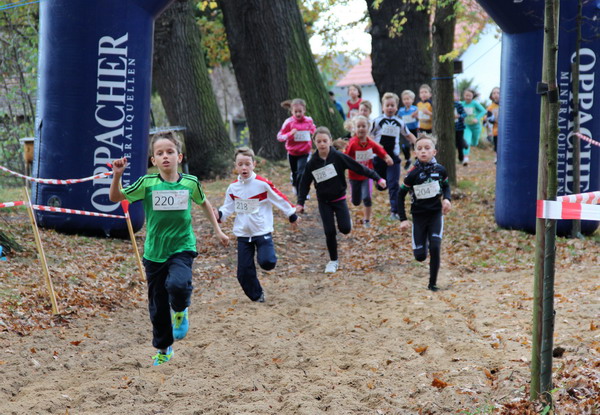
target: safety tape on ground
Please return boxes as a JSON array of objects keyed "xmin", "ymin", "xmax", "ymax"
[
  {"xmin": 536, "ymin": 200, "xmax": 600, "ymax": 221},
  {"xmin": 556, "ymin": 191, "xmax": 600, "ymax": 205},
  {"xmin": 0, "ymin": 165, "xmax": 112, "ymax": 184},
  {"xmin": 575, "ymin": 132, "xmax": 600, "ymax": 148},
  {"xmin": 0, "ymin": 200, "xmax": 125, "ymax": 219}
]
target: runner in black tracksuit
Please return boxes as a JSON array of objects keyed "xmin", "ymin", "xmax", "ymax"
[
  {"xmin": 297, "ymin": 127, "xmax": 386, "ymax": 273},
  {"xmin": 397, "ymin": 135, "xmax": 452, "ymax": 291}
]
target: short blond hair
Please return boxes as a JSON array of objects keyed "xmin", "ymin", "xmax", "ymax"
[
  {"xmin": 401, "ymin": 90, "xmax": 415, "ymax": 100},
  {"xmin": 381, "ymin": 92, "xmax": 399, "ymax": 106},
  {"xmin": 235, "ymin": 146, "xmax": 255, "ymax": 161},
  {"xmin": 419, "ymin": 84, "xmax": 432, "ymax": 94},
  {"xmin": 415, "ymin": 133, "xmax": 437, "ymax": 148},
  {"xmin": 359, "ymin": 100, "xmax": 372, "ymax": 112}
]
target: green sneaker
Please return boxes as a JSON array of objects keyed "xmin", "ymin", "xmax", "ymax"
[
  {"xmin": 172, "ymin": 308, "xmax": 189, "ymax": 340},
  {"xmin": 152, "ymin": 346, "xmax": 174, "ymax": 366}
]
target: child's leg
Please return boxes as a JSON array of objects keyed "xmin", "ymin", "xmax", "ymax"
[
  {"xmin": 373, "ymin": 157, "xmax": 387, "ymax": 191},
  {"xmin": 332, "ymin": 199, "xmax": 352, "ymax": 235},
  {"xmin": 471, "ymin": 124, "xmax": 482, "ymax": 147},
  {"xmin": 463, "ymin": 127, "xmax": 472, "ymax": 156},
  {"xmin": 318, "ymin": 200, "xmax": 339, "ymax": 261},
  {"xmin": 288, "ymin": 154, "xmax": 299, "ymax": 189},
  {"xmin": 361, "ymin": 179, "xmax": 372, "ymax": 222},
  {"xmin": 143, "ymin": 258, "xmax": 174, "ymax": 350},
  {"xmin": 411, "ymin": 215, "xmax": 429, "ymax": 262},
  {"xmin": 427, "ymin": 213, "xmax": 444, "ymax": 288},
  {"xmin": 295, "ymin": 154, "xmax": 309, "ymax": 191},
  {"xmin": 386, "ymin": 162, "xmax": 401, "ymax": 214},
  {"xmin": 349, "ymin": 179, "xmax": 362, "ymax": 207},
  {"xmin": 455, "ymin": 129, "xmax": 465, "ymax": 162},
  {"xmin": 236, "ymin": 237, "xmax": 263, "ymax": 301},
  {"xmin": 165, "ymin": 251, "xmax": 196, "ymax": 312},
  {"xmin": 256, "ymin": 233, "xmax": 277, "ymax": 271}
]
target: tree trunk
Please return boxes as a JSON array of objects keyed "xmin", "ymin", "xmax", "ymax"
[
  {"xmin": 431, "ymin": 0, "xmax": 457, "ymax": 185},
  {"xmin": 153, "ymin": 0, "xmax": 233, "ymax": 179},
  {"xmin": 366, "ymin": 0, "xmax": 431, "ymax": 97},
  {"xmin": 219, "ymin": 0, "xmax": 344, "ymax": 160}
]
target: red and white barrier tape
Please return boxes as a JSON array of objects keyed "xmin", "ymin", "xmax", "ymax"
[
  {"xmin": 556, "ymin": 191, "xmax": 600, "ymax": 205},
  {"xmin": 574, "ymin": 132, "xmax": 600, "ymax": 148},
  {"xmin": 537, "ymin": 200, "xmax": 600, "ymax": 221},
  {"xmin": 0, "ymin": 200, "xmax": 125, "ymax": 219},
  {"xmin": 0, "ymin": 165, "xmax": 112, "ymax": 184}
]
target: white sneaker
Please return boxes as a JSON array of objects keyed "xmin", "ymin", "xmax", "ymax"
[
  {"xmin": 463, "ymin": 156, "xmax": 469, "ymax": 166},
  {"xmin": 324, "ymin": 260, "xmax": 339, "ymax": 273}
]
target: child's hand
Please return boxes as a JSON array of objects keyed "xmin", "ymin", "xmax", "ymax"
[
  {"xmin": 290, "ymin": 216, "xmax": 301, "ymax": 230},
  {"xmin": 400, "ymin": 220, "xmax": 411, "ymax": 231},
  {"xmin": 442, "ymin": 199, "xmax": 452, "ymax": 215},
  {"xmin": 216, "ymin": 230, "xmax": 229, "ymax": 247},
  {"xmin": 411, "ymin": 112, "xmax": 418, "ymax": 118},
  {"xmin": 112, "ymin": 157, "xmax": 127, "ymax": 175},
  {"xmin": 384, "ymin": 155, "xmax": 393, "ymax": 166},
  {"xmin": 377, "ymin": 178, "xmax": 387, "ymax": 189},
  {"xmin": 289, "ymin": 129, "xmax": 297, "ymax": 138},
  {"xmin": 295, "ymin": 205, "xmax": 304, "ymax": 214}
]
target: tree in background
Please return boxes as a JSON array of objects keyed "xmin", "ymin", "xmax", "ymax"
[
  {"xmin": 218, "ymin": 0, "xmax": 344, "ymax": 160},
  {"xmin": 366, "ymin": 0, "xmax": 432, "ymax": 98},
  {"xmin": 153, "ymin": 0, "xmax": 233, "ymax": 179}
]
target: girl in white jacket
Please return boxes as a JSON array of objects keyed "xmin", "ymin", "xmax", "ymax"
[{"xmin": 216, "ymin": 147, "xmax": 299, "ymax": 302}]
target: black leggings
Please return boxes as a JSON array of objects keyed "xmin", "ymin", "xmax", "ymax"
[
  {"xmin": 411, "ymin": 212, "xmax": 443, "ymax": 287},
  {"xmin": 455, "ymin": 129, "xmax": 466, "ymax": 162},
  {"xmin": 288, "ymin": 153, "xmax": 308, "ymax": 190},
  {"xmin": 318, "ymin": 198, "xmax": 352, "ymax": 261}
]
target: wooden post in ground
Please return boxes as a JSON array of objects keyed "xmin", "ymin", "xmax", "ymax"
[
  {"xmin": 23, "ymin": 187, "xmax": 59, "ymax": 315},
  {"xmin": 121, "ymin": 200, "xmax": 145, "ymax": 283}
]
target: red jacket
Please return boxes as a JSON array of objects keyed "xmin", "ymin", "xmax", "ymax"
[{"xmin": 345, "ymin": 136, "xmax": 387, "ymax": 181}]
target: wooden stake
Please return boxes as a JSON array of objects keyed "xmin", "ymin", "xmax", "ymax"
[
  {"xmin": 121, "ymin": 201, "xmax": 145, "ymax": 283},
  {"xmin": 23, "ymin": 187, "xmax": 59, "ymax": 315}
]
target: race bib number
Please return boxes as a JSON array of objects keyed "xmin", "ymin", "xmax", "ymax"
[
  {"xmin": 234, "ymin": 198, "xmax": 260, "ymax": 214},
  {"xmin": 464, "ymin": 107, "xmax": 474, "ymax": 115},
  {"xmin": 381, "ymin": 124, "xmax": 400, "ymax": 137},
  {"xmin": 294, "ymin": 131, "xmax": 311, "ymax": 142},
  {"xmin": 152, "ymin": 190, "xmax": 189, "ymax": 211},
  {"xmin": 355, "ymin": 149, "xmax": 373, "ymax": 162},
  {"xmin": 413, "ymin": 181, "xmax": 440, "ymax": 200},
  {"xmin": 312, "ymin": 164, "xmax": 337, "ymax": 183},
  {"xmin": 419, "ymin": 110, "xmax": 431, "ymax": 120},
  {"xmin": 402, "ymin": 115, "xmax": 414, "ymax": 124}
]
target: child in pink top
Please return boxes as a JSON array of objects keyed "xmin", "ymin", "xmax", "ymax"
[{"xmin": 277, "ymin": 98, "xmax": 317, "ymax": 197}]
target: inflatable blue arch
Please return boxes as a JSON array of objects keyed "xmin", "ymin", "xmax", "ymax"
[
  {"xmin": 32, "ymin": 0, "xmax": 173, "ymax": 236},
  {"xmin": 476, "ymin": 0, "xmax": 600, "ymax": 235}
]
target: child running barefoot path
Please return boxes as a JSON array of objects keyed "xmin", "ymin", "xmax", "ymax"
[
  {"xmin": 297, "ymin": 127, "xmax": 386, "ymax": 273},
  {"xmin": 397, "ymin": 135, "xmax": 451, "ymax": 292},
  {"xmin": 109, "ymin": 132, "xmax": 229, "ymax": 366},
  {"xmin": 215, "ymin": 147, "xmax": 299, "ymax": 303}
]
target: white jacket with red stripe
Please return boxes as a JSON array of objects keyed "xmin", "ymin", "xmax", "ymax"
[{"xmin": 218, "ymin": 172, "xmax": 296, "ymax": 238}]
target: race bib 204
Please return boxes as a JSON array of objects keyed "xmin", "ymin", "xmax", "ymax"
[
  {"xmin": 413, "ymin": 181, "xmax": 440, "ymax": 200},
  {"xmin": 152, "ymin": 190, "xmax": 189, "ymax": 211}
]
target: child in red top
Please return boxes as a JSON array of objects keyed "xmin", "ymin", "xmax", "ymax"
[
  {"xmin": 346, "ymin": 84, "xmax": 363, "ymax": 119},
  {"xmin": 345, "ymin": 115, "xmax": 393, "ymax": 227},
  {"xmin": 277, "ymin": 98, "xmax": 317, "ymax": 197}
]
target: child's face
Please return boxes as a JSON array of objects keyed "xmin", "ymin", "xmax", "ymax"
[
  {"xmin": 348, "ymin": 86, "xmax": 359, "ymax": 99},
  {"xmin": 402, "ymin": 94, "xmax": 414, "ymax": 108},
  {"xmin": 291, "ymin": 104, "xmax": 305, "ymax": 120},
  {"xmin": 358, "ymin": 104, "xmax": 371, "ymax": 118},
  {"xmin": 419, "ymin": 88, "xmax": 431, "ymax": 102},
  {"xmin": 235, "ymin": 154, "xmax": 255, "ymax": 179},
  {"xmin": 151, "ymin": 138, "xmax": 182, "ymax": 173},
  {"xmin": 463, "ymin": 90, "xmax": 473, "ymax": 102},
  {"xmin": 383, "ymin": 98, "xmax": 398, "ymax": 117},
  {"xmin": 491, "ymin": 88, "xmax": 500, "ymax": 103},
  {"xmin": 314, "ymin": 133, "xmax": 331, "ymax": 153},
  {"xmin": 415, "ymin": 138, "xmax": 437, "ymax": 163},
  {"xmin": 355, "ymin": 119, "xmax": 369, "ymax": 139}
]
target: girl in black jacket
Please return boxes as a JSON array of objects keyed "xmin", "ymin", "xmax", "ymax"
[{"xmin": 297, "ymin": 127, "xmax": 386, "ymax": 273}]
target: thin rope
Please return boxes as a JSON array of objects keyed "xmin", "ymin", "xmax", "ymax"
[{"xmin": 0, "ymin": 0, "xmax": 41, "ymax": 12}]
